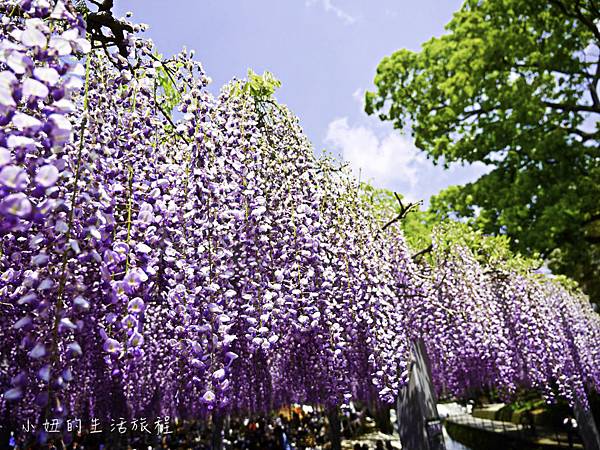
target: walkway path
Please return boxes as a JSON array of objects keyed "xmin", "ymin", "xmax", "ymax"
[
  {"xmin": 341, "ymin": 425, "xmax": 469, "ymax": 449},
  {"xmin": 445, "ymin": 412, "xmax": 584, "ymax": 449},
  {"xmin": 342, "ymin": 430, "xmax": 401, "ymax": 449}
]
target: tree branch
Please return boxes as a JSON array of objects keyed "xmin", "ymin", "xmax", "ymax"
[
  {"xmin": 382, "ymin": 193, "xmax": 421, "ymax": 231},
  {"xmin": 589, "ymin": 52, "xmax": 600, "ymax": 109},
  {"xmin": 549, "ymin": 0, "xmax": 600, "ymax": 43},
  {"xmin": 542, "ymin": 100, "xmax": 600, "ymax": 114},
  {"xmin": 411, "ymin": 244, "xmax": 433, "ymax": 261}
]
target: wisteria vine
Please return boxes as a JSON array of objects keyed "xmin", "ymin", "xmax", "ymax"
[{"xmin": 0, "ymin": 0, "xmax": 599, "ymax": 445}]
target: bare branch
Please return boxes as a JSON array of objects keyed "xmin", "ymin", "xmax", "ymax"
[
  {"xmin": 411, "ymin": 244, "xmax": 434, "ymax": 261},
  {"xmin": 382, "ymin": 193, "xmax": 421, "ymax": 231}
]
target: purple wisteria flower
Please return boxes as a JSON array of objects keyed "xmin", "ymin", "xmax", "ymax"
[
  {"xmin": 0, "ymin": 1, "xmax": 598, "ymax": 441},
  {"xmin": 0, "ymin": 192, "xmax": 32, "ymax": 217},
  {"xmin": 103, "ymin": 338, "xmax": 123, "ymax": 355},
  {"xmin": 35, "ymin": 164, "xmax": 59, "ymax": 187},
  {"xmin": 127, "ymin": 297, "xmax": 145, "ymax": 314}
]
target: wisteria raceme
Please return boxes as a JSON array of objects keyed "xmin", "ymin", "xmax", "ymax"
[
  {"xmin": 0, "ymin": 0, "xmax": 599, "ymax": 445},
  {"xmin": 411, "ymin": 227, "xmax": 600, "ymax": 409},
  {"xmin": 0, "ymin": 0, "xmax": 91, "ymax": 440}
]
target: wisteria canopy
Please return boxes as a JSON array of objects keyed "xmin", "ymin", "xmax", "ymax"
[{"xmin": 0, "ymin": 0, "xmax": 599, "ymax": 443}]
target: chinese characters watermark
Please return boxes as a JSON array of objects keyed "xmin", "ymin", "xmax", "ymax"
[{"xmin": 20, "ymin": 416, "xmax": 173, "ymax": 435}]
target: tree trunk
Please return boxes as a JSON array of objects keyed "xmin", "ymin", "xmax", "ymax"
[
  {"xmin": 397, "ymin": 339, "xmax": 445, "ymax": 450},
  {"xmin": 327, "ymin": 406, "xmax": 342, "ymax": 450},
  {"xmin": 373, "ymin": 403, "xmax": 393, "ymax": 434},
  {"xmin": 211, "ymin": 412, "xmax": 224, "ymax": 450},
  {"xmin": 573, "ymin": 399, "xmax": 600, "ymax": 450}
]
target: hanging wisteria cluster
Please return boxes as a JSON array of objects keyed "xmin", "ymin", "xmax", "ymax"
[
  {"xmin": 410, "ymin": 227, "xmax": 600, "ymax": 408},
  {"xmin": 0, "ymin": 0, "xmax": 599, "ymax": 444}
]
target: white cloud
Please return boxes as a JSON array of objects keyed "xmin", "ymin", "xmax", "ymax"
[
  {"xmin": 351, "ymin": 87, "xmax": 364, "ymax": 106},
  {"xmin": 305, "ymin": 0, "xmax": 357, "ymax": 25},
  {"xmin": 324, "ymin": 117, "xmax": 491, "ymax": 203},
  {"xmin": 325, "ymin": 117, "xmax": 425, "ymax": 196}
]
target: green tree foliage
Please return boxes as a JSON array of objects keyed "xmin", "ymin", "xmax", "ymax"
[
  {"xmin": 232, "ymin": 69, "xmax": 286, "ymax": 129},
  {"xmin": 365, "ymin": 0, "xmax": 600, "ymax": 303},
  {"xmin": 361, "ymin": 185, "xmax": 540, "ymax": 273},
  {"xmin": 361, "ymin": 184, "xmax": 433, "ymax": 253},
  {"xmin": 235, "ymin": 69, "xmax": 282, "ymax": 100},
  {"xmin": 155, "ymin": 57, "xmax": 183, "ymax": 115}
]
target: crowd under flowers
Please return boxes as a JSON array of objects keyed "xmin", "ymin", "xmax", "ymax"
[{"xmin": 0, "ymin": 0, "xmax": 599, "ymax": 445}]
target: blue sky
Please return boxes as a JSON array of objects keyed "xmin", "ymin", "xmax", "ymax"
[{"xmin": 114, "ymin": 0, "xmax": 489, "ymax": 203}]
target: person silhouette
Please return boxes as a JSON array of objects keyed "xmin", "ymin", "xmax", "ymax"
[{"xmin": 563, "ymin": 414, "xmax": 578, "ymax": 449}]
